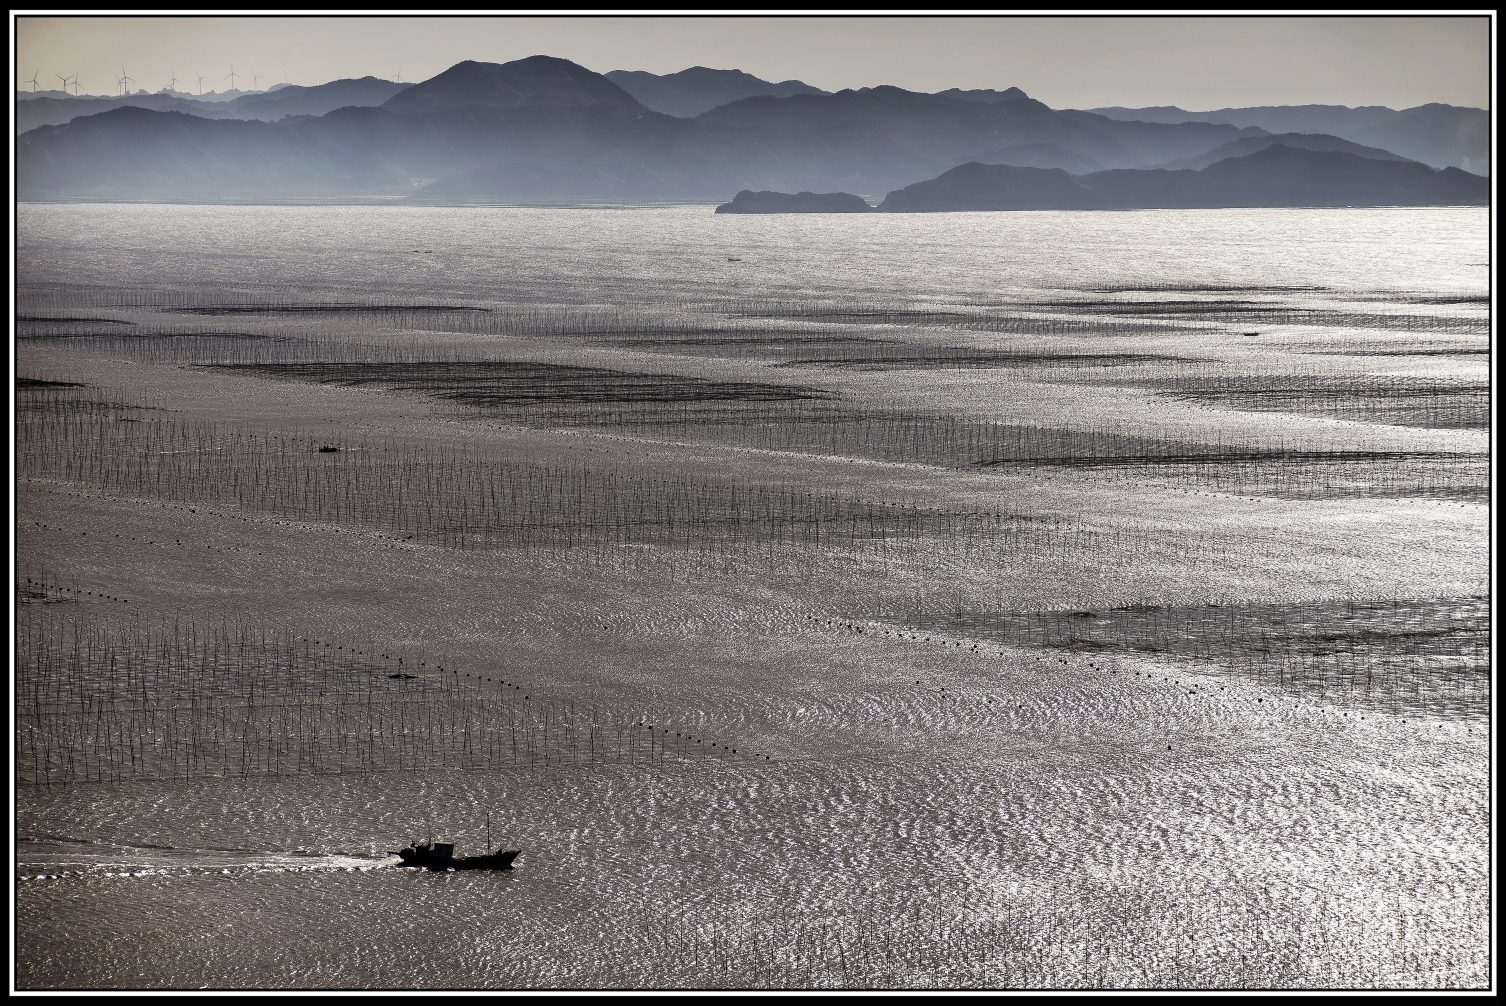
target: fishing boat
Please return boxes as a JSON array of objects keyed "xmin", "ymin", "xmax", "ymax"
[{"xmin": 392, "ymin": 841, "xmax": 520, "ymax": 871}]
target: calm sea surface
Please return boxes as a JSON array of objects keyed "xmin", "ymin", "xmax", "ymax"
[
  {"xmin": 18, "ymin": 204, "xmax": 1488, "ymax": 305},
  {"xmin": 16, "ymin": 205, "xmax": 1490, "ymax": 988}
]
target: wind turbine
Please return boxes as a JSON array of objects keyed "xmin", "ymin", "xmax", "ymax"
[
  {"xmin": 250, "ymin": 70, "xmax": 261, "ymax": 91},
  {"xmin": 25, "ymin": 70, "xmax": 40, "ymax": 92},
  {"xmin": 120, "ymin": 67, "xmax": 133, "ymax": 95},
  {"xmin": 69, "ymin": 73, "xmax": 80, "ymax": 95},
  {"xmin": 194, "ymin": 72, "xmax": 205, "ymax": 95},
  {"xmin": 394, "ymin": 69, "xmax": 403, "ymax": 83},
  {"xmin": 225, "ymin": 66, "xmax": 238, "ymax": 90},
  {"xmin": 55, "ymin": 72, "xmax": 70, "ymax": 92},
  {"xmin": 164, "ymin": 70, "xmax": 178, "ymax": 92}
]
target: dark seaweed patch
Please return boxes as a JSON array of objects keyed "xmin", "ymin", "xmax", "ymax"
[
  {"xmin": 16, "ymin": 378, "xmax": 86, "ymax": 389},
  {"xmin": 607, "ymin": 334, "xmax": 895, "ymax": 349},
  {"xmin": 910, "ymin": 595, "xmax": 1489, "ymax": 720},
  {"xmin": 728, "ymin": 305, "xmax": 1182, "ymax": 337},
  {"xmin": 15, "ymin": 315, "xmax": 134, "ymax": 325},
  {"xmin": 1152, "ymin": 376, "xmax": 1489, "ymax": 430},
  {"xmin": 17, "ymin": 330, "xmax": 274, "ymax": 342},
  {"xmin": 979, "ymin": 447, "xmax": 1457, "ymax": 468},
  {"xmin": 1092, "ymin": 284, "xmax": 1331, "ymax": 294},
  {"xmin": 775, "ymin": 348, "xmax": 1200, "ymax": 371},
  {"xmin": 1374, "ymin": 293, "xmax": 1490, "ymax": 306},
  {"xmin": 1023, "ymin": 299, "xmax": 1486, "ymax": 333},
  {"xmin": 177, "ymin": 304, "xmax": 489, "ymax": 316},
  {"xmin": 724, "ymin": 296, "xmax": 1484, "ymax": 337},
  {"xmin": 207, "ymin": 361, "xmax": 834, "ymax": 407},
  {"xmin": 976, "ymin": 441, "xmax": 1485, "ymax": 501},
  {"xmin": 1301, "ymin": 347, "xmax": 1490, "ymax": 358},
  {"xmin": 446, "ymin": 398, "xmax": 1485, "ymax": 502}
]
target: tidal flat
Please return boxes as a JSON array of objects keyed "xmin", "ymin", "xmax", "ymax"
[{"xmin": 14, "ymin": 204, "xmax": 1489, "ymax": 989}]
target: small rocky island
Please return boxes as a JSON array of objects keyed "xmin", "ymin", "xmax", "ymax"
[{"xmin": 714, "ymin": 190, "xmax": 873, "ymax": 213}]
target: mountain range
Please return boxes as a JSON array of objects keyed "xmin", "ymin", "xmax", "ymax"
[
  {"xmin": 605, "ymin": 66, "xmax": 827, "ymax": 117},
  {"xmin": 16, "ymin": 54, "xmax": 1491, "ymax": 204},
  {"xmin": 12, "ymin": 65, "xmax": 826, "ymax": 132},
  {"xmin": 876, "ymin": 145, "xmax": 1488, "ymax": 211},
  {"xmin": 16, "ymin": 76, "xmax": 410, "ymax": 133},
  {"xmin": 1088, "ymin": 102, "xmax": 1489, "ymax": 174}
]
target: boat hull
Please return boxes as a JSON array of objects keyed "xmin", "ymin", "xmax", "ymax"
[
  {"xmin": 446, "ymin": 850, "xmax": 521, "ymax": 871},
  {"xmin": 392, "ymin": 844, "xmax": 520, "ymax": 871}
]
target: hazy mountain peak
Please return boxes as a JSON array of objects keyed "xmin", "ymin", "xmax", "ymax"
[
  {"xmin": 877, "ymin": 144, "xmax": 1487, "ymax": 211},
  {"xmin": 935, "ymin": 86, "xmax": 1030, "ymax": 102},
  {"xmin": 229, "ymin": 76, "xmax": 409, "ymax": 117},
  {"xmin": 1085, "ymin": 101, "xmax": 1488, "ymax": 173},
  {"xmin": 384, "ymin": 56, "xmax": 646, "ymax": 115},
  {"xmin": 605, "ymin": 66, "xmax": 827, "ymax": 118},
  {"xmin": 1156, "ymin": 131, "xmax": 1415, "ymax": 171}
]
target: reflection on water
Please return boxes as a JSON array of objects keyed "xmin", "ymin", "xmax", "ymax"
[
  {"xmin": 16, "ymin": 711, "xmax": 1489, "ymax": 989},
  {"xmin": 14, "ymin": 205, "xmax": 1489, "ymax": 988}
]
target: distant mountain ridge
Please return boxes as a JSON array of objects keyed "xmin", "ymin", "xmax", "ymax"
[
  {"xmin": 17, "ymin": 55, "xmax": 1484, "ymax": 204},
  {"xmin": 1156, "ymin": 132, "xmax": 1416, "ymax": 171},
  {"xmin": 382, "ymin": 56, "xmax": 645, "ymax": 114},
  {"xmin": 606, "ymin": 67, "xmax": 827, "ymax": 117},
  {"xmin": 229, "ymin": 77, "xmax": 410, "ymax": 118},
  {"xmin": 15, "ymin": 77, "xmax": 408, "ymax": 133},
  {"xmin": 1087, "ymin": 102, "xmax": 1489, "ymax": 174},
  {"xmin": 692, "ymin": 86, "xmax": 1255, "ymax": 169},
  {"xmin": 877, "ymin": 145, "xmax": 1489, "ymax": 211},
  {"xmin": 19, "ymin": 94, "xmax": 222, "ymax": 133},
  {"xmin": 934, "ymin": 87, "xmax": 1031, "ymax": 103}
]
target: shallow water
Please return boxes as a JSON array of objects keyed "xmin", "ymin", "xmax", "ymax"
[
  {"xmin": 16, "ymin": 715, "xmax": 1490, "ymax": 989},
  {"xmin": 15, "ymin": 204, "xmax": 1491, "ymax": 988},
  {"xmin": 16, "ymin": 204, "xmax": 1490, "ymax": 307}
]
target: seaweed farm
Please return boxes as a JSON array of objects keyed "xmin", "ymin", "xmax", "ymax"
[
  {"xmin": 14, "ymin": 204, "xmax": 1490, "ymax": 989},
  {"xmin": 17, "ymin": 618, "xmax": 751, "ymax": 787}
]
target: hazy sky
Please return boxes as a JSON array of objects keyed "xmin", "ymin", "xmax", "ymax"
[{"xmin": 15, "ymin": 15, "xmax": 1493, "ymax": 110}]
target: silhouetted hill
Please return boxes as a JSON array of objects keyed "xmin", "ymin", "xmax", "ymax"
[
  {"xmin": 934, "ymin": 87, "xmax": 1030, "ymax": 103},
  {"xmin": 16, "ymin": 93, "xmax": 233, "ymax": 133},
  {"xmin": 1090, "ymin": 103, "xmax": 1396, "ymax": 132},
  {"xmin": 1050, "ymin": 109, "xmax": 1271, "ymax": 167},
  {"xmin": 15, "ymin": 80, "xmax": 408, "ymax": 133},
  {"xmin": 1088, "ymin": 102, "xmax": 1488, "ymax": 174},
  {"xmin": 228, "ymin": 77, "xmax": 409, "ymax": 118},
  {"xmin": 1349, "ymin": 104, "xmax": 1489, "ymax": 176},
  {"xmin": 15, "ymin": 106, "xmax": 420, "ymax": 200},
  {"xmin": 382, "ymin": 56, "xmax": 645, "ymax": 114},
  {"xmin": 877, "ymin": 145, "xmax": 1489, "ymax": 211},
  {"xmin": 714, "ymin": 190, "xmax": 872, "ymax": 213},
  {"xmin": 1158, "ymin": 132, "xmax": 1414, "ymax": 170},
  {"xmin": 879, "ymin": 162, "xmax": 1106, "ymax": 211},
  {"xmin": 1184, "ymin": 144, "xmax": 1487, "ymax": 205},
  {"xmin": 696, "ymin": 87, "xmax": 1252, "ymax": 171},
  {"xmin": 606, "ymin": 67, "xmax": 827, "ymax": 117}
]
